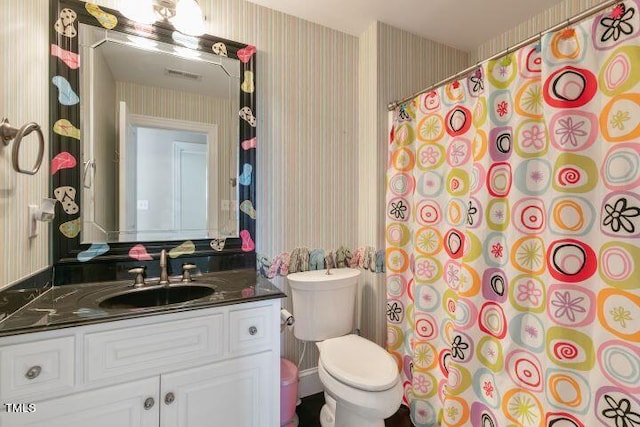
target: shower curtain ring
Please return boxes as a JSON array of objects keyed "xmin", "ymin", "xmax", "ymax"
[{"xmin": 535, "ymin": 32, "xmax": 543, "ymax": 52}]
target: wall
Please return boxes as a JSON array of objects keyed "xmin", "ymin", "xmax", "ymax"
[
  {"xmin": 473, "ymin": 0, "xmax": 607, "ymax": 61},
  {"xmin": 357, "ymin": 23, "xmax": 382, "ymax": 345},
  {"xmin": 358, "ymin": 22, "xmax": 470, "ymax": 346},
  {"xmin": 0, "ymin": 1, "xmax": 50, "ymax": 290}
]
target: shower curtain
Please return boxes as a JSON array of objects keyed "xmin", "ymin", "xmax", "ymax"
[{"xmin": 386, "ymin": 2, "xmax": 640, "ymax": 426}]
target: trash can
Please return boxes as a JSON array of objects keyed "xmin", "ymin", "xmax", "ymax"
[{"xmin": 280, "ymin": 357, "xmax": 299, "ymax": 427}]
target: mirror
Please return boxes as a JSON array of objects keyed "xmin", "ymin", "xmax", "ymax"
[
  {"xmin": 50, "ymin": 0, "xmax": 257, "ymax": 267},
  {"xmin": 79, "ymin": 24, "xmax": 240, "ymax": 243}
]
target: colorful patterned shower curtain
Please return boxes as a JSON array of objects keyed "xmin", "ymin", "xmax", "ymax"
[{"xmin": 385, "ymin": 2, "xmax": 640, "ymax": 426}]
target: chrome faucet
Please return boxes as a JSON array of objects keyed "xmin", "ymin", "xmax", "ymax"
[{"xmin": 159, "ymin": 249, "xmax": 169, "ymax": 285}]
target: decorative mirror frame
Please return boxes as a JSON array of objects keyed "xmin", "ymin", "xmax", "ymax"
[{"xmin": 49, "ymin": 0, "xmax": 256, "ymax": 281}]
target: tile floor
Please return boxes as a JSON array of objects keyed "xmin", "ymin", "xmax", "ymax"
[{"xmin": 295, "ymin": 392, "xmax": 414, "ymax": 427}]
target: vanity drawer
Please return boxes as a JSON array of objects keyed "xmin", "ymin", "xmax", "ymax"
[
  {"xmin": 0, "ymin": 336, "xmax": 75, "ymax": 400},
  {"xmin": 84, "ymin": 313, "xmax": 224, "ymax": 383},
  {"xmin": 229, "ymin": 305, "xmax": 273, "ymax": 354}
]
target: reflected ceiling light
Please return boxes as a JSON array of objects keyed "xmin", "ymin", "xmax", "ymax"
[
  {"xmin": 119, "ymin": 0, "xmax": 206, "ymax": 36},
  {"xmin": 126, "ymin": 35, "xmax": 159, "ymax": 50},
  {"xmin": 173, "ymin": 46, "xmax": 202, "ymax": 59}
]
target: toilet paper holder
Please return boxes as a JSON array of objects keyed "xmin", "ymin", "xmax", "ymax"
[{"xmin": 280, "ymin": 309, "xmax": 294, "ymax": 332}]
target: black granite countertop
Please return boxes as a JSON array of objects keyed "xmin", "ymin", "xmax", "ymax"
[{"xmin": 0, "ymin": 269, "xmax": 285, "ymax": 337}]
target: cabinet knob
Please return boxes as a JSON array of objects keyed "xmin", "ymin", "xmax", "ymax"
[
  {"xmin": 249, "ymin": 326, "xmax": 258, "ymax": 335},
  {"xmin": 165, "ymin": 392, "xmax": 175, "ymax": 405},
  {"xmin": 144, "ymin": 397, "xmax": 155, "ymax": 410},
  {"xmin": 24, "ymin": 365, "xmax": 41, "ymax": 380}
]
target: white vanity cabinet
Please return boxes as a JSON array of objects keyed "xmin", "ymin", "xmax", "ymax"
[
  {"xmin": 161, "ymin": 352, "xmax": 271, "ymax": 427},
  {"xmin": 0, "ymin": 300, "xmax": 280, "ymax": 427},
  {"xmin": 1, "ymin": 377, "xmax": 160, "ymax": 427}
]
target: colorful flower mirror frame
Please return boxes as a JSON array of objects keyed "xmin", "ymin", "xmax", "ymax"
[{"xmin": 49, "ymin": 0, "xmax": 256, "ymax": 278}]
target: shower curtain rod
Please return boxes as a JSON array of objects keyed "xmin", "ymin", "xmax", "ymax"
[{"xmin": 388, "ymin": 0, "xmax": 620, "ymax": 111}]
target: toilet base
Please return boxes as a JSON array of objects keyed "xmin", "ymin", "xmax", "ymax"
[
  {"xmin": 320, "ymin": 403, "xmax": 334, "ymax": 427},
  {"xmin": 320, "ymin": 393, "xmax": 336, "ymax": 427},
  {"xmin": 319, "ymin": 392, "xmax": 385, "ymax": 427}
]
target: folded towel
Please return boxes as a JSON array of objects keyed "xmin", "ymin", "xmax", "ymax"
[
  {"xmin": 309, "ymin": 249, "xmax": 325, "ymax": 270},
  {"xmin": 375, "ymin": 249, "xmax": 385, "ymax": 273},
  {"xmin": 257, "ymin": 255, "xmax": 272, "ymax": 278},
  {"xmin": 335, "ymin": 246, "xmax": 352, "ymax": 268},
  {"xmin": 365, "ymin": 246, "xmax": 377, "ymax": 271},
  {"xmin": 288, "ymin": 247, "xmax": 310, "ymax": 273},
  {"xmin": 288, "ymin": 248, "xmax": 301, "ymax": 274},
  {"xmin": 324, "ymin": 251, "xmax": 336, "ymax": 269},
  {"xmin": 268, "ymin": 252, "xmax": 290, "ymax": 277},
  {"xmin": 349, "ymin": 247, "xmax": 365, "ymax": 268},
  {"xmin": 362, "ymin": 247, "xmax": 371, "ymax": 270},
  {"xmin": 298, "ymin": 247, "xmax": 310, "ymax": 272},
  {"xmin": 279, "ymin": 252, "xmax": 291, "ymax": 276}
]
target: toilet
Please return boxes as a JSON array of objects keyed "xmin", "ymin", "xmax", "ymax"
[{"xmin": 287, "ymin": 268, "xmax": 402, "ymax": 427}]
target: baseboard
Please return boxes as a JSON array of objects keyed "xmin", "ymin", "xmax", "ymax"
[{"xmin": 298, "ymin": 367, "xmax": 322, "ymax": 398}]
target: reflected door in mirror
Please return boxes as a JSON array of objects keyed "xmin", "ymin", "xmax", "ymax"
[{"xmin": 121, "ymin": 120, "xmax": 213, "ymax": 242}]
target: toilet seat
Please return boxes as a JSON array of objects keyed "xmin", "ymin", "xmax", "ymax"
[
  {"xmin": 319, "ymin": 334, "xmax": 398, "ymax": 391},
  {"xmin": 318, "ymin": 359, "xmax": 403, "ymax": 425}
]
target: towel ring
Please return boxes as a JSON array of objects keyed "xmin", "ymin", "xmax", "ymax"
[{"xmin": 0, "ymin": 118, "xmax": 45, "ymax": 175}]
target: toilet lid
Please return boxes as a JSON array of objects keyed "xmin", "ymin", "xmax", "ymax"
[{"xmin": 320, "ymin": 334, "xmax": 398, "ymax": 391}]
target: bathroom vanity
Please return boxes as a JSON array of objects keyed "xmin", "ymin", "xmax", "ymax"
[
  {"xmin": 0, "ymin": 0, "xmax": 279, "ymax": 422},
  {"xmin": 0, "ymin": 1, "xmax": 276, "ymax": 424},
  {"xmin": 0, "ymin": 269, "xmax": 284, "ymax": 426}
]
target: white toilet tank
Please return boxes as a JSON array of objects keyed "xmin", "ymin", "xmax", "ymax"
[{"xmin": 287, "ymin": 268, "xmax": 360, "ymax": 341}]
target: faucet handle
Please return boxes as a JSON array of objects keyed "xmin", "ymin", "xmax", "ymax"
[
  {"xmin": 181, "ymin": 263, "xmax": 197, "ymax": 283},
  {"xmin": 128, "ymin": 267, "xmax": 146, "ymax": 287}
]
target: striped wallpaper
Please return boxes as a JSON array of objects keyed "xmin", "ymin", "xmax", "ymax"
[
  {"xmin": 358, "ymin": 23, "xmax": 384, "ymax": 346},
  {"xmin": 473, "ymin": 0, "xmax": 607, "ymax": 62},
  {"xmin": 1, "ymin": 0, "xmax": 607, "ymax": 376},
  {"xmin": 0, "ymin": 1, "xmax": 50, "ymax": 290},
  {"xmin": 358, "ymin": 22, "xmax": 470, "ymax": 348}
]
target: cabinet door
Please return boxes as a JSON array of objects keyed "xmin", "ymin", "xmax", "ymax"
[
  {"xmin": 161, "ymin": 352, "xmax": 274, "ymax": 427},
  {"xmin": 0, "ymin": 377, "xmax": 159, "ymax": 427}
]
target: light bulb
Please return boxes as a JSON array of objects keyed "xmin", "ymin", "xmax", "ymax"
[
  {"xmin": 119, "ymin": 0, "xmax": 156, "ymax": 24},
  {"xmin": 171, "ymin": 0, "xmax": 206, "ymax": 36}
]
